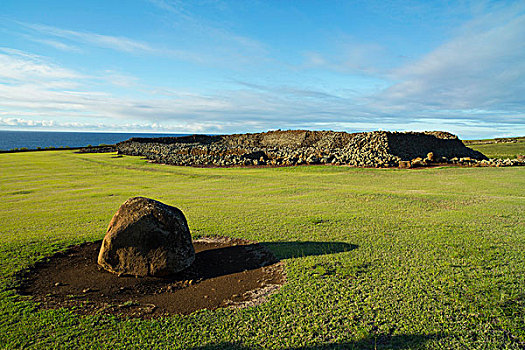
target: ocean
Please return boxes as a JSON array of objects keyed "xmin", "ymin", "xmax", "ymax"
[{"xmin": 0, "ymin": 130, "xmax": 188, "ymax": 151}]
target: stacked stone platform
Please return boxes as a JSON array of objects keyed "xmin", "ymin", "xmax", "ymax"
[{"xmin": 116, "ymin": 130, "xmax": 521, "ymax": 168}]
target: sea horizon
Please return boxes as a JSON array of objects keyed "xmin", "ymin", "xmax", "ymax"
[{"xmin": 0, "ymin": 130, "xmax": 191, "ymax": 151}]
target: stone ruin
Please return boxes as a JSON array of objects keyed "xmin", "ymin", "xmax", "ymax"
[
  {"xmin": 98, "ymin": 197, "xmax": 195, "ymax": 277},
  {"xmin": 115, "ymin": 130, "xmax": 503, "ymax": 168}
]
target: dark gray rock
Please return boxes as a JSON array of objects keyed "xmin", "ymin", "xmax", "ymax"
[
  {"xmin": 98, "ymin": 197, "xmax": 195, "ymax": 277},
  {"xmin": 242, "ymin": 150, "xmax": 268, "ymax": 160}
]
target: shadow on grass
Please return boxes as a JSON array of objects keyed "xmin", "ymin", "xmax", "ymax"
[
  {"xmin": 261, "ymin": 241, "xmax": 357, "ymax": 260},
  {"xmin": 14, "ymin": 240, "xmax": 357, "ymax": 296},
  {"xmin": 187, "ymin": 241, "xmax": 356, "ymax": 279},
  {"xmin": 189, "ymin": 333, "xmax": 441, "ymax": 349}
]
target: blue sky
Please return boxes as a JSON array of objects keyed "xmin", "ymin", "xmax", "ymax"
[{"xmin": 0, "ymin": 0, "xmax": 524, "ymax": 138}]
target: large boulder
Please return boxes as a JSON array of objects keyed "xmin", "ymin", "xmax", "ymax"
[{"xmin": 98, "ymin": 197, "xmax": 195, "ymax": 277}]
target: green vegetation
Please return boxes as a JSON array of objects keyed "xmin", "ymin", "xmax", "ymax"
[
  {"xmin": 0, "ymin": 149, "xmax": 524, "ymax": 349},
  {"xmin": 465, "ymin": 136, "xmax": 525, "ymax": 159},
  {"xmin": 468, "ymin": 141, "xmax": 525, "ymax": 159},
  {"xmin": 464, "ymin": 136, "xmax": 525, "ymax": 145}
]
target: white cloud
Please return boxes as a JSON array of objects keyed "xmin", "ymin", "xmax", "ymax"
[
  {"xmin": 13, "ymin": 21, "xmax": 204, "ymax": 63},
  {"xmin": 376, "ymin": 4, "xmax": 525, "ymax": 118},
  {"xmin": 147, "ymin": 0, "xmax": 269, "ymax": 64},
  {"xmin": 300, "ymin": 41, "xmax": 389, "ymax": 74},
  {"xmin": 0, "ymin": 116, "xmax": 226, "ymax": 133},
  {"xmin": 0, "ymin": 50, "xmax": 377, "ymax": 132},
  {"xmin": 0, "ymin": 117, "xmax": 58, "ymax": 128},
  {"xmin": 102, "ymin": 70, "xmax": 140, "ymax": 88},
  {"xmin": 22, "ymin": 23, "xmax": 157, "ymax": 54},
  {"xmin": 23, "ymin": 35, "xmax": 82, "ymax": 53},
  {"xmin": 0, "ymin": 48, "xmax": 83, "ymax": 83}
]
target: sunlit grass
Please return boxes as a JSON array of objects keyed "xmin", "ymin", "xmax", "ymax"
[
  {"xmin": 0, "ymin": 149, "xmax": 524, "ymax": 349},
  {"xmin": 467, "ymin": 139, "xmax": 525, "ymax": 159}
]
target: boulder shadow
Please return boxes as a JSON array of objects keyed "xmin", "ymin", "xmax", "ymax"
[
  {"xmin": 17, "ymin": 240, "xmax": 357, "ymax": 289},
  {"xmin": 184, "ymin": 241, "xmax": 357, "ymax": 281},
  {"xmin": 17, "ymin": 239, "xmax": 358, "ymax": 318},
  {"xmin": 186, "ymin": 243, "xmax": 278, "ymax": 280},
  {"xmin": 17, "ymin": 239, "xmax": 287, "ymax": 317},
  {"xmin": 260, "ymin": 241, "xmax": 357, "ymax": 260}
]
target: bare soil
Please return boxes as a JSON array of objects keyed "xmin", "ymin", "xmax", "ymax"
[{"xmin": 17, "ymin": 237, "xmax": 285, "ymax": 319}]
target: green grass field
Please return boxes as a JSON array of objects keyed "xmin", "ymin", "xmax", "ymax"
[
  {"xmin": 0, "ymin": 150, "xmax": 524, "ymax": 349},
  {"xmin": 467, "ymin": 139, "xmax": 525, "ymax": 159}
]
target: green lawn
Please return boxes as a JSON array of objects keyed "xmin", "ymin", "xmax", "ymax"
[
  {"xmin": 0, "ymin": 150, "xmax": 524, "ymax": 349},
  {"xmin": 467, "ymin": 139, "xmax": 525, "ymax": 159}
]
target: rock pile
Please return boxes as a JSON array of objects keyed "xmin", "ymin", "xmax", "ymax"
[
  {"xmin": 98, "ymin": 197, "xmax": 195, "ymax": 277},
  {"xmin": 76, "ymin": 145, "xmax": 117, "ymax": 153},
  {"xmin": 116, "ymin": 130, "xmax": 522, "ymax": 168}
]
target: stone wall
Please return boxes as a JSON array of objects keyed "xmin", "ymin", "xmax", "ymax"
[
  {"xmin": 385, "ymin": 132, "xmax": 483, "ymax": 160},
  {"xmin": 116, "ymin": 130, "xmax": 496, "ymax": 168}
]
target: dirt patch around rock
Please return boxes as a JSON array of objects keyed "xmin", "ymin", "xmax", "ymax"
[{"xmin": 17, "ymin": 237, "xmax": 285, "ymax": 319}]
